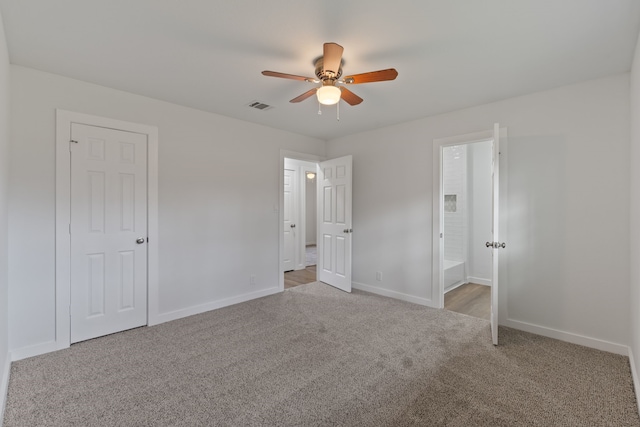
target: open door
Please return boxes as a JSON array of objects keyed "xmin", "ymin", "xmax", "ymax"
[
  {"xmin": 317, "ymin": 155, "xmax": 352, "ymax": 292},
  {"xmin": 488, "ymin": 123, "xmax": 503, "ymax": 345}
]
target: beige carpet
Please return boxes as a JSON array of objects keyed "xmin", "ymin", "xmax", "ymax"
[{"xmin": 4, "ymin": 282, "xmax": 639, "ymax": 426}]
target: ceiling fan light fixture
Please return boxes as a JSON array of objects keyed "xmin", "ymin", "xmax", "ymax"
[
  {"xmin": 262, "ymin": 42, "xmax": 397, "ymax": 108},
  {"xmin": 316, "ymin": 85, "xmax": 341, "ymax": 105}
]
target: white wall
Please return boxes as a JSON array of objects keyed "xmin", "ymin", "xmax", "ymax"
[
  {"xmin": 442, "ymin": 145, "xmax": 466, "ymax": 262},
  {"xmin": 0, "ymin": 7, "xmax": 10, "ymax": 419},
  {"xmin": 8, "ymin": 66, "xmax": 325, "ymax": 354},
  {"xmin": 327, "ymin": 73, "xmax": 630, "ymax": 352},
  {"xmin": 467, "ymin": 141, "xmax": 492, "ymax": 285},
  {"xmin": 629, "ymin": 30, "xmax": 640, "ymax": 398}
]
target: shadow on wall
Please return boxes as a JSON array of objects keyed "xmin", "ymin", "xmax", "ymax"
[{"xmin": 507, "ymin": 135, "xmax": 566, "ymax": 327}]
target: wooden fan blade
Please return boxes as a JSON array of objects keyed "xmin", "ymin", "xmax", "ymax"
[
  {"xmin": 340, "ymin": 87, "xmax": 363, "ymax": 106},
  {"xmin": 290, "ymin": 88, "xmax": 318, "ymax": 103},
  {"xmin": 323, "ymin": 42, "xmax": 344, "ymax": 76},
  {"xmin": 343, "ymin": 68, "xmax": 398, "ymax": 84},
  {"xmin": 262, "ymin": 71, "xmax": 316, "ymax": 82}
]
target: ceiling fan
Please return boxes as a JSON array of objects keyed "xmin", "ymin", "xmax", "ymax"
[{"xmin": 262, "ymin": 42, "xmax": 398, "ymax": 107}]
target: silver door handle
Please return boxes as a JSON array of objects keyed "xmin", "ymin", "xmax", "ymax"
[
  {"xmin": 485, "ymin": 241, "xmax": 506, "ymax": 249},
  {"xmin": 136, "ymin": 237, "xmax": 146, "ymax": 244},
  {"xmin": 290, "ymin": 224, "xmax": 296, "ymax": 228}
]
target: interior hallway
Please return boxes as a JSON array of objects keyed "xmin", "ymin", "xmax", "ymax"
[{"xmin": 284, "ymin": 245, "xmax": 317, "ymax": 289}]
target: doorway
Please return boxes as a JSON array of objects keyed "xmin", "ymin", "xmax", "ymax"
[
  {"xmin": 55, "ymin": 110, "xmax": 159, "ymax": 351},
  {"xmin": 279, "ymin": 151, "xmax": 353, "ymax": 293},
  {"xmin": 433, "ymin": 124, "xmax": 506, "ymax": 345},
  {"xmin": 440, "ymin": 141, "xmax": 492, "ymax": 320},
  {"xmin": 283, "ymin": 158, "xmax": 318, "ymax": 289},
  {"xmin": 69, "ymin": 123, "xmax": 149, "ymax": 343}
]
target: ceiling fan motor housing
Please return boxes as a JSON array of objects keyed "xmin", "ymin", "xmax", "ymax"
[{"xmin": 315, "ymin": 58, "xmax": 343, "ymax": 81}]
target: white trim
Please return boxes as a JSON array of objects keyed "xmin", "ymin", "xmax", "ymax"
[
  {"xmin": 0, "ymin": 353, "xmax": 10, "ymax": 425},
  {"xmin": 10, "ymin": 341, "xmax": 58, "ymax": 362},
  {"xmin": 432, "ymin": 128, "xmax": 508, "ymax": 320},
  {"xmin": 279, "ymin": 150, "xmax": 324, "ymax": 291},
  {"xmin": 503, "ymin": 318, "xmax": 628, "ymax": 355},
  {"xmin": 444, "ymin": 281, "xmax": 467, "ymax": 293},
  {"xmin": 55, "ymin": 110, "xmax": 159, "ymax": 349},
  {"xmin": 466, "ymin": 276, "xmax": 492, "ymax": 287},
  {"xmin": 433, "ymin": 129, "xmax": 494, "ymax": 309},
  {"xmin": 629, "ymin": 347, "xmax": 640, "ymax": 415},
  {"xmin": 352, "ymin": 281, "xmax": 436, "ymax": 308},
  {"xmin": 152, "ymin": 287, "xmax": 281, "ymax": 325},
  {"xmin": 284, "ymin": 158, "xmax": 317, "ymax": 272}
]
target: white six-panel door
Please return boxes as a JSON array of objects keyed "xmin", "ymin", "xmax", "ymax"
[
  {"xmin": 317, "ymin": 155, "xmax": 352, "ymax": 292},
  {"xmin": 70, "ymin": 123, "xmax": 148, "ymax": 343}
]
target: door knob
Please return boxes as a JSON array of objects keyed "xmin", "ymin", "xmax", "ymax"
[
  {"xmin": 290, "ymin": 224, "xmax": 296, "ymax": 228},
  {"xmin": 343, "ymin": 228, "xmax": 353, "ymax": 234},
  {"xmin": 485, "ymin": 242, "xmax": 506, "ymax": 249},
  {"xmin": 136, "ymin": 237, "xmax": 145, "ymax": 244}
]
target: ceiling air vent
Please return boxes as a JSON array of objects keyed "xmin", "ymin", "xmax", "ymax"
[{"xmin": 247, "ymin": 100, "xmax": 273, "ymax": 111}]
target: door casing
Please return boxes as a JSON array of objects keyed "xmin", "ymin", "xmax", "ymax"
[
  {"xmin": 432, "ymin": 128, "xmax": 508, "ymax": 319},
  {"xmin": 55, "ymin": 110, "xmax": 159, "ymax": 351},
  {"xmin": 279, "ymin": 150, "xmax": 323, "ymax": 290}
]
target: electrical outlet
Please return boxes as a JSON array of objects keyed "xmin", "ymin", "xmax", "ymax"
[
  {"xmin": 250, "ymin": 274, "xmax": 256, "ymax": 286},
  {"xmin": 376, "ymin": 271, "xmax": 382, "ymax": 281}
]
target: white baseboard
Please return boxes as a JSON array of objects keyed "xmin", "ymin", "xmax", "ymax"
[
  {"xmin": 150, "ymin": 287, "xmax": 281, "ymax": 326},
  {"xmin": 352, "ymin": 281, "xmax": 436, "ymax": 308},
  {"xmin": 629, "ymin": 347, "xmax": 640, "ymax": 416},
  {"xmin": 503, "ymin": 318, "xmax": 628, "ymax": 355},
  {"xmin": 10, "ymin": 288, "xmax": 282, "ymax": 362},
  {"xmin": 467, "ymin": 276, "xmax": 491, "ymax": 287},
  {"xmin": 444, "ymin": 280, "xmax": 465, "ymax": 293},
  {"xmin": 10, "ymin": 341, "xmax": 58, "ymax": 362},
  {"xmin": 0, "ymin": 353, "xmax": 10, "ymax": 427}
]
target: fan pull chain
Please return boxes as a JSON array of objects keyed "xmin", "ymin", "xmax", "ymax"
[
  {"xmin": 337, "ymin": 100, "xmax": 340, "ymax": 121},
  {"xmin": 318, "ymin": 101, "xmax": 322, "ymax": 115}
]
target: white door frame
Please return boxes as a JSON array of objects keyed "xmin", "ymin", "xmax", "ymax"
[
  {"xmin": 284, "ymin": 158, "xmax": 317, "ymax": 272},
  {"xmin": 279, "ymin": 150, "xmax": 324, "ymax": 290},
  {"xmin": 432, "ymin": 128, "xmax": 508, "ymax": 312},
  {"xmin": 55, "ymin": 109, "xmax": 159, "ymax": 350}
]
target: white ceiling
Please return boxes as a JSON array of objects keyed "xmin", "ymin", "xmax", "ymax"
[{"xmin": 1, "ymin": 1, "xmax": 639, "ymax": 140}]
